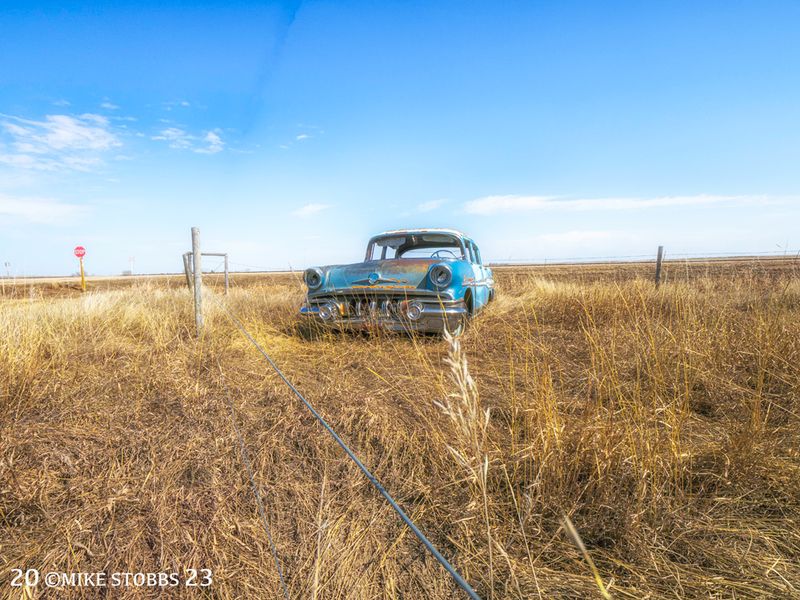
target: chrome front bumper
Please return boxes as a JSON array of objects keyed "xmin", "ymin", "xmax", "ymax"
[{"xmin": 300, "ymin": 299, "xmax": 466, "ymax": 333}]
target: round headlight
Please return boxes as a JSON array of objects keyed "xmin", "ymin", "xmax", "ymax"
[
  {"xmin": 400, "ymin": 300, "xmax": 424, "ymax": 321},
  {"xmin": 429, "ymin": 264, "xmax": 452, "ymax": 288},
  {"xmin": 318, "ymin": 302, "xmax": 339, "ymax": 321},
  {"xmin": 304, "ymin": 267, "xmax": 324, "ymax": 290}
]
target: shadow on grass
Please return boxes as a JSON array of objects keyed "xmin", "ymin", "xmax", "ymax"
[{"xmin": 287, "ymin": 320, "xmax": 444, "ymax": 344}]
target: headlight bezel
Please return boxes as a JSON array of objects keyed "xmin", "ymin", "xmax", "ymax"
[
  {"xmin": 429, "ymin": 264, "xmax": 453, "ymax": 289},
  {"xmin": 399, "ymin": 300, "xmax": 424, "ymax": 321},
  {"xmin": 304, "ymin": 267, "xmax": 325, "ymax": 290},
  {"xmin": 318, "ymin": 301, "xmax": 339, "ymax": 321}
]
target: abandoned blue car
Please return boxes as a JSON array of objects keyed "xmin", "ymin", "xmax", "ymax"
[{"xmin": 300, "ymin": 229, "xmax": 495, "ymax": 334}]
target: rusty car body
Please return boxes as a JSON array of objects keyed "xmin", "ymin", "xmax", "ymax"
[{"xmin": 299, "ymin": 229, "xmax": 494, "ymax": 334}]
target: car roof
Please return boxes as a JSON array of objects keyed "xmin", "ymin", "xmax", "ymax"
[{"xmin": 374, "ymin": 228, "xmax": 469, "ymax": 239}]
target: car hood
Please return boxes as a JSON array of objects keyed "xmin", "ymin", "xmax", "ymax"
[{"xmin": 324, "ymin": 259, "xmax": 440, "ymax": 290}]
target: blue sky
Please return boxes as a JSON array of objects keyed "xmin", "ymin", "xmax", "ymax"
[{"xmin": 1, "ymin": 0, "xmax": 799, "ymax": 275}]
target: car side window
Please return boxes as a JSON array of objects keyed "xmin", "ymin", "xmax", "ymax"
[
  {"xmin": 465, "ymin": 241, "xmax": 476, "ymax": 263},
  {"xmin": 467, "ymin": 241, "xmax": 481, "ymax": 265},
  {"xmin": 472, "ymin": 243, "xmax": 482, "ymax": 265}
]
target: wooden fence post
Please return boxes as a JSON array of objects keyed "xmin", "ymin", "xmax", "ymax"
[
  {"xmin": 224, "ymin": 254, "xmax": 229, "ymax": 295},
  {"xmin": 182, "ymin": 252, "xmax": 193, "ymax": 290},
  {"xmin": 655, "ymin": 245, "xmax": 664, "ymax": 286},
  {"xmin": 191, "ymin": 227, "xmax": 203, "ymax": 336}
]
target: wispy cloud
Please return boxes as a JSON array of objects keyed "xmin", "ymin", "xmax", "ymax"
[
  {"xmin": 162, "ymin": 100, "xmax": 191, "ymax": 111},
  {"xmin": 464, "ymin": 194, "xmax": 765, "ymax": 215},
  {"xmin": 495, "ymin": 229, "xmax": 647, "ymax": 262},
  {"xmin": 0, "ymin": 113, "xmax": 121, "ymax": 171},
  {"xmin": 418, "ymin": 198, "xmax": 447, "ymax": 212},
  {"xmin": 195, "ymin": 131, "xmax": 224, "ymax": 154},
  {"xmin": 282, "ymin": 127, "xmax": 323, "ymax": 149},
  {"xmin": 100, "ymin": 100, "xmax": 119, "ymax": 110},
  {"xmin": 538, "ymin": 230, "xmax": 616, "ymax": 244},
  {"xmin": 152, "ymin": 127, "xmax": 224, "ymax": 154},
  {"xmin": 0, "ymin": 194, "xmax": 88, "ymax": 224},
  {"xmin": 291, "ymin": 203, "xmax": 331, "ymax": 218},
  {"xmin": 4, "ymin": 114, "xmax": 118, "ymax": 151},
  {"xmin": 153, "ymin": 127, "xmax": 193, "ymax": 149}
]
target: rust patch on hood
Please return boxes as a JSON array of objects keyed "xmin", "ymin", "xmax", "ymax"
[{"xmin": 328, "ymin": 259, "xmax": 439, "ymax": 290}]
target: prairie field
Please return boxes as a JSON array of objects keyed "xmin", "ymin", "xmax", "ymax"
[{"xmin": 1, "ymin": 259, "xmax": 799, "ymax": 599}]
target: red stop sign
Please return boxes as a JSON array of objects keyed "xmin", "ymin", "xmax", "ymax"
[{"xmin": 74, "ymin": 246, "xmax": 86, "ymax": 258}]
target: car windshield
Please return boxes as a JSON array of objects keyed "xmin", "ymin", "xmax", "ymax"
[{"xmin": 367, "ymin": 233, "xmax": 465, "ymax": 261}]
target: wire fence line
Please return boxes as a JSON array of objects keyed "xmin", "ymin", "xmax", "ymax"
[
  {"xmin": 207, "ymin": 293, "xmax": 483, "ymax": 600},
  {"xmin": 216, "ymin": 358, "xmax": 291, "ymax": 600},
  {"xmin": 491, "ymin": 249, "xmax": 800, "ymax": 265},
  {"xmin": 188, "ymin": 243, "xmax": 799, "ymax": 596},
  {"xmin": 217, "ymin": 249, "xmax": 799, "ymax": 274}
]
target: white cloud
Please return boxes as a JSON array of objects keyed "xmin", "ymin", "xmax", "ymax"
[
  {"xmin": 0, "ymin": 154, "xmax": 49, "ymax": 169},
  {"xmin": 281, "ymin": 128, "xmax": 323, "ymax": 148},
  {"xmin": 0, "ymin": 194, "xmax": 88, "ymax": 224},
  {"xmin": 195, "ymin": 131, "xmax": 224, "ymax": 154},
  {"xmin": 162, "ymin": 100, "xmax": 191, "ymax": 111},
  {"xmin": 291, "ymin": 203, "xmax": 331, "ymax": 218},
  {"xmin": 492, "ymin": 229, "xmax": 651, "ymax": 263},
  {"xmin": 152, "ymin": 127, "xmax": 193, "ymax": 149},
  {"xmin": 100, "ymin": 101, "xmax": 119, "ymax": 110},
  {"xmin": 538, "ymin": 230, "xmax": 616, "ymax": 244},
  {"xmin": 463, "ymin": 194, "xmax": 762, "ymax": 215},
  {"xmin": 62, "ymin": 156, "xmax": 102, "ymax": 170},
  {"xmin": 3, "ymin": 114, "xmax": 119, "ymax": 151},
  {"xmin": 417, "ymin": 198, "xmax": 447, "ymax": 212},
  {"xmin": 152, "ymin": 127, "xmax": 224, "ymax": 154},
  {"xmin": 0, "ymin": 113, "xmax": 121, "ymax": 171}
]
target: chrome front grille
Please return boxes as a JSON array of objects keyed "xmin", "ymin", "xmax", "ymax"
[
  {"xmin": 301, "ymin": 291, "xmax": 467, "ymax": 330},
  {"xmin": 346, "ymin": 297, "xmax": 400, "ymax": 319},
  {"xmin": 309, "ymin": 293, "xmax": 424, "ymax": 321}
]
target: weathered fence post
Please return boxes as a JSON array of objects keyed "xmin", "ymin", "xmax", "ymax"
[
  {"xmin": 224, "ymin": 253, "xmax": 229, "ymax": 295},
  {"xmin": 655, "ymin": 245, "xmax": 664, "ymax": 286},
  {"xmin": 191, "ymin": 227, "xmax": 203, "ymax": 336},
  {"xmin": 182, "ymin": 252, "xmax": 193, "ymax": 290}
]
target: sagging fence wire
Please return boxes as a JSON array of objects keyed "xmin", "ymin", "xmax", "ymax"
[
  {"xmin": 492, "ymin": 249, "xmax": 800, "ymax": 265},
  {"xmin": 209, "ymin": 294, "xmax": 483, "ymax": 600},
  {"xmin": 216, "ymin": 359, "xmax": 291, "ymax": 600},
  {"xmin": 220, "ymin": 249, "xmax": 799, "ymax": 273}
]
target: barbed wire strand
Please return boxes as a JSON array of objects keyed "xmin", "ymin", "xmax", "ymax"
[
  {"xmin": 490, "ymin": 250, "xmax": 799, "ymax": 264},
  {"xmin": 208, "ymin": 295, "xmax": 482, "ymax": 600},
  {"xmin": 216, "ymin": 358, "xmax": 291, "ymax": 600},
  {"xmin": 223, "ymin": 250, "xmax": 798, "ymax": 273}
]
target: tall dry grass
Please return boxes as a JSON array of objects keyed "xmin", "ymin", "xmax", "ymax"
[{"xmin": 1, "ymin": 266, "xmax": 799, "ymax": 598}]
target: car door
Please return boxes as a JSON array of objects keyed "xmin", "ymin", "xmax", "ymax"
[
  {"xmin": 467, "ymin": 240, "xmax": 489, "ymax": 308},
  {"xmin": 474, "ymin": 242, "xmax": 493, "ymax": 304}
]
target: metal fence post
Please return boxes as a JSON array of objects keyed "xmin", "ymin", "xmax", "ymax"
[
  {"xmin": 655, "ymin": 245, "xmax": 664, "ymax": 286},
  {"xmin": 191, "ymin": 228, "xmax": 203, "ymax": 335}
]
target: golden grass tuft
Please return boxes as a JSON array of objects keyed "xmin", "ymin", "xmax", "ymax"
[{"xmin": 1, "ymin": 263, "xmax": 799, "ymax": 598}]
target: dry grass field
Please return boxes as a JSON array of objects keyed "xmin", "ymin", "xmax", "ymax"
[{"xmin": 1, "ymin": 259, "xmax": 799, "ymax": 599}]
